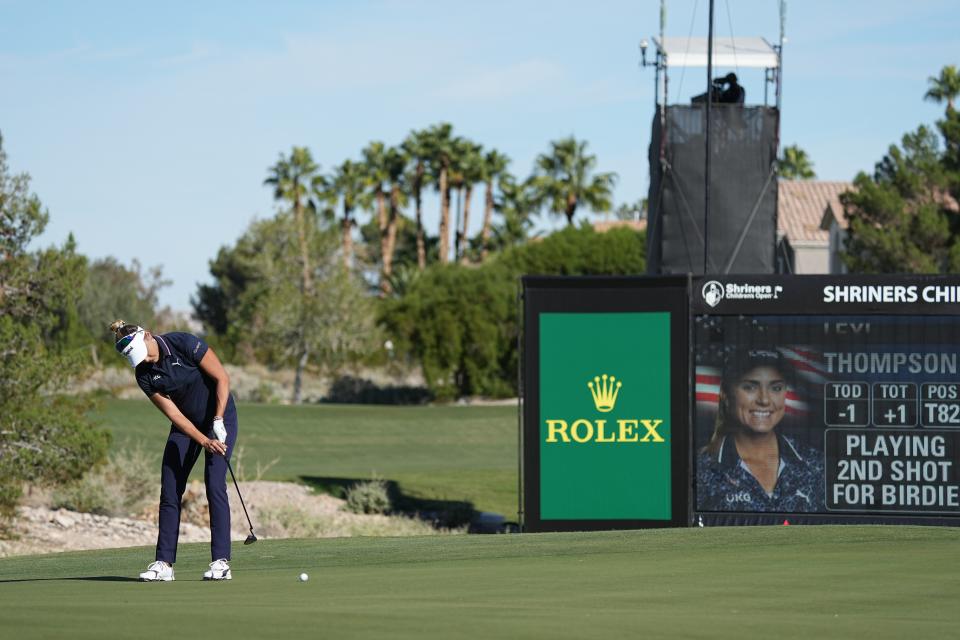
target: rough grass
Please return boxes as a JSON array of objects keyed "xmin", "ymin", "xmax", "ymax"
[
  {"xmin": 94, "ymin": 400, "xmax": 518, "ymax": 518},
  {"xmin": 257, "ymin": 504, "xmax": 458, "ymax": 538},
  {"xmin": 0, "ymin": 526, "xmax": 958, "ymax": 639}
]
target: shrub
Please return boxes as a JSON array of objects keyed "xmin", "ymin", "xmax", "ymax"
[
  {"xmin": 248, "ymin": 381, "xmax": 280, "ymax": 404},
  {"xmin": 51, "ymin": 446, "xmax": 156, "ymax": 516},
  {"xmin": 381, "ymin": 264, "xmax": 515, "ymax": 400},
  {"xmin": 344, "ymin": 478, "xmax": 392, "ymax": 515}
]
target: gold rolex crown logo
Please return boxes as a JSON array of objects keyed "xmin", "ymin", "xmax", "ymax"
[{"xmin": 588, "ymin": 374, "xmax": 622, "ymax": 412}]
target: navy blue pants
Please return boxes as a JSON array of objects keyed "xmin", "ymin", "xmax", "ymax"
[{"xmin": 155, "ymin": 414, "xmax": 238, "ymax": 564}]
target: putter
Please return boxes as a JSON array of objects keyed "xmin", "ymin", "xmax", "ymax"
[{"xmin": 226, "ymin": 458, "xmax": 258, "ymax": 545}]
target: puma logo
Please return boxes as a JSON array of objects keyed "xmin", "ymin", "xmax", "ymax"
[
  {"xmin": 171, "ymin": 358, "xmax": 183, "ymax": 367},
  {"xmin": 794, "ymin": 489, "xmax": 810, "ymax": 504}
]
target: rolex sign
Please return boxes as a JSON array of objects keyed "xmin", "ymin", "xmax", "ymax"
[{"xmin": 538, "ymin": 312, "xmax": 673, "ymax": 521}]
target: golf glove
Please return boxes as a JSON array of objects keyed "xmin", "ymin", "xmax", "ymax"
[{"xmin": 213, "ymin": 417, "xmax": 227, "ymax": 443}]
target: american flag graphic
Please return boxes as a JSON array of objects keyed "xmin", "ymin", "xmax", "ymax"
[{"xmin": 695, "ymin": 346, "xmax": 828, "ymax": 416}]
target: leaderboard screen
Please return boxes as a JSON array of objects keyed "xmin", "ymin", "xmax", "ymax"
[{"xmin": 693, "ymin": 276, "xmax": 960, "ymax": 523}]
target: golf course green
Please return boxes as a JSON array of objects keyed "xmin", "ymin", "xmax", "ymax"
[{"xmin": 2, "ymin": 526, "xmax": 958, "ymax": 638}]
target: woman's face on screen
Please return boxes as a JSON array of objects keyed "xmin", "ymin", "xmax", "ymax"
[{"xmin": 731, "ymin": 366, "xmax": 786, "ymax": 434}]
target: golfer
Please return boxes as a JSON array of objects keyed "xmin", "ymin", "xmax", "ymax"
[
  {"xmin": 110, "ymin": 320, "xmax": 237, "ymax": 581},
  {"xmin": 696, "ymin": 348, "xmax": 824, "ymax": 512}
]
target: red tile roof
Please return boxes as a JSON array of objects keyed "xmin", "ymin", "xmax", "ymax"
[
  {"xmin": 777, "ymin": 180, "xmax": 853, "ymax": 243},
  {"xmin": 592, "ymin": 219, "xmax": 648, "ymax": 233}
]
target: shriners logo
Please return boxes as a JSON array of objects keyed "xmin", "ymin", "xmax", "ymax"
[
  {"xmin": 588, "ymin": 374, "xmax": 621, "ymax": 412},
  {"xmin": 702, "ymin": 280, "xmax": 724, "ymax": 307},
  {"xmin": 544, "ymin": 373, "xmax": 665, "ymax": 444}
]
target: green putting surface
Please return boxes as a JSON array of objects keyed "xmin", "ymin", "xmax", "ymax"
[
  {"xmin": 1, "ymin": 526, "xmax": 958, "ymax": 639},
  {"xmin": 95, "ymin": 399, "xmax": 519, "ymax": 518}
]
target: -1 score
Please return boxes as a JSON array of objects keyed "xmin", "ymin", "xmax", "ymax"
[{"xmin": 825, "ymin": 382, "xmax": 869, "ymax": 427}]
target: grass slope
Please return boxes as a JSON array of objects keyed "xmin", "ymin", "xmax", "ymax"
[
  {"xmin": 1, "ymin": 526, "xmax": 958, "ymax": 639},
  {"xmin": 95, "ymin": 399, "xmax": 518, "ymax": 518}
]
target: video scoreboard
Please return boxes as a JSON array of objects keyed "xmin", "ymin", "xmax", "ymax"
[
  {"xmin": 521, "ymin": 274, "xmax": 960, "ymax": 531},
  {"xmin": 693, "ymin": 275, "xmax": 960, "ymax": 525}
]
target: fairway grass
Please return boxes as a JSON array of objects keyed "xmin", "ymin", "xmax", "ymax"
[
  {"xmin": 95, "ymin": 399, "xmax": 519, "ymax": 519},
  {"xmin": 1, "ymin": 526, "xmax": 958, "ymax": 639}
]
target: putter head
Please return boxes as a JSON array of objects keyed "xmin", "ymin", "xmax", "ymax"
[{"xmin": 244, "ymin": 532, "xmax": 257, "ymax": 545}]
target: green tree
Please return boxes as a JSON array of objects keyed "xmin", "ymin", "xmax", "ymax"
[
  {"xmin": 194, "ymin": 213, "xmax": 378, "ymax": 398},
  {"xmin": 381, "ymin": 264, "xmax": 515, "ymax": 400},
  {"xmin": 487, "ymin": 175, "xmax": 537, "ymax": 253},
  {"xmin": 249, "ymin": 213, "xmax": 379, "ymax": 386},
  {"xmin": 478, "ymin": 150, "xmax": 511, "ymax": 261},
  {"xmin": 532, "ymin": 137, "xmax": 617, "ymax": 225},
  {"xmin": 778, "ymin": 144, "xmax": 816, "ymax": 180},
  {"xmin": 264, "ymin": 147, "xmax": 325, "ymax": 402},
  {"xmin": 842, "ymin": 112, "xmax": 960, "ymax": 272},
  {"xmin": 925, "ymin": 64, "xmax": 960, "ymax": 112},
  {"xmin": 192, "ymin": 231, "xmax": 270, "ymax": 362},
  {"xmin": 0, "ymin": 133, "xmax": 109, "ymax": 526}
]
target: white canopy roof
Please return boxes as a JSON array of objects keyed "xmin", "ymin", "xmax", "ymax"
[{"xmin": 654, "ymin": 37, "xmax": 779, "ymax": 68}]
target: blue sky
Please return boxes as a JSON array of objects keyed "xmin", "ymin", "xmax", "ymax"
[{"xmin": 2, "ymin": 0, "xmax": 957, "ymax": 310}]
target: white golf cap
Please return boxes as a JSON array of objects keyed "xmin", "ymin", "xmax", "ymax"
[{"xmin": 115, "ymin": 327, "xmax": 148, "ymax": 367}]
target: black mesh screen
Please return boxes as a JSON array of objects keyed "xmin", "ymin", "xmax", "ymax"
[{"xmin": 647, "ymin": 105, "xmax": 779, "ymax": 274}]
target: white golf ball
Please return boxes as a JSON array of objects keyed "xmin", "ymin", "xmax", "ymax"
[{"xmin": 299, "ymin": 572, "xmax": 309, "ymax": 582}]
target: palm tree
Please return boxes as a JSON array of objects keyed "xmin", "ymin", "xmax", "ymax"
[
  {"xmin": 456, "ymin": 141, "xmax": 483, "ymax": 264},
  {"xmin": 264, "ymin": 146, "xmax": 321, "ymax": 404},
  {"xmin": 361, "ymin": 141, "xmax": 389, "ymax": 281},
  {"xmin": 401, "ymin": 129, "xmax": 432, "ymax": 269},
  {"xmin": 424, "ymin": 123, "xmax": 457, "ymax": 264},
  {"xmin": 447, "ymin": 145, "xmax": 466, "ymax": 261},
  {"xmin": 329, "ymin": 159, "xmax": 369, "ymax": 269},
  {"xmin": 489, "ymin": 174, "xmax": 537, "ymax": 252},
  {"xmin": 479, "ymin": 149, "xmax": 510, "ymax": 261},
  {"xmin": 532, "ymin": 137, "xmax": 617, "ymax": 225},
  {"xmin": 381, "ymin": 145, "xmax": 408, "ymax": 294},
  {"xmin": 362, "ymin": 141, "xmax": 388, "ymax": 232},
  {"xmin": 925, "ymin": 65, "xmax": 960, "ymax": 112},
  {"xmin": 777, "ymin": 144, "xmax": 816, "ymax": 180}
]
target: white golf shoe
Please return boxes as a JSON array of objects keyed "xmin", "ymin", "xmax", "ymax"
[
  {"xmin": 203, "ymin": 558, "xmax": 232, "ymax": 581},
  {"xmin": 139, "ymin": 561, "xmax": 174, "ymax": 582}
]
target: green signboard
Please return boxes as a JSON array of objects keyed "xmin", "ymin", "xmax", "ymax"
[{"xmin": 539, "ymin": 312, "xmax": 673, "ymax": 520}]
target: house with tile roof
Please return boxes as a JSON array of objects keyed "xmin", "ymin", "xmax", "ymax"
[{"xmin": 776, "ymin": 180, "xmax": 853, "ymax": 274}]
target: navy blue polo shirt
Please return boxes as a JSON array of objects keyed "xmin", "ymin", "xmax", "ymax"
[{"xmin": 136, "ymin": 332, "xmax": 235, "ymax": 430}]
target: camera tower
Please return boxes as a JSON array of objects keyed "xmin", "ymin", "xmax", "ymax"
[{"xmin": 642, "ymin": 0, "xmax": 785, "ymax": 274}]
